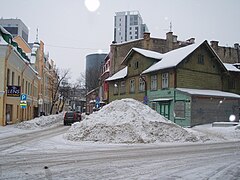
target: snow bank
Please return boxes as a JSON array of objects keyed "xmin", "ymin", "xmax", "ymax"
[
  {"xmin": 14, "ymin": 113, "xmax": 63, "ymax": 130},
  {"xmin": 64, "ymin": 98, "xmax": 201, "ymax": 143}
]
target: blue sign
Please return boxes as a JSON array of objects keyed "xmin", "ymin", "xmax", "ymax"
[
  {"xmin": 144, "ymin": 96, "xmax": 148, "ymax": 104},
  {"xmin": 20, "ymin": 94, "xmax": 27, "ymax": 101},
  {"xmin": 95, "ymin": 97, "xmax": 100, "ymax": 108}
]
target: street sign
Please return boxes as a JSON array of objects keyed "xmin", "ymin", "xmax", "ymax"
[
  {"xmin": 20, "ymin": 100, "xmax": 27, "ymax": 109},
  {"xmin": 20, "ymin": 94, "xmax": 27, "ymax": 101}
]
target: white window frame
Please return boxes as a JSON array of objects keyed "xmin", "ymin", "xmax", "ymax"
[
  {"xmin": 130, "ymin": 79, "xmax": 135, "ymax": 93},
  {"xmin": 162, "ymin": 72, "xmax": 169, "ymax": 89},
  {"xmin": 150, "ymin": 75, "xmax": 157, "ymax": 90},
  {"xmin": 139, "ymin": 77, "xmax": 145, "ymax": 92}
]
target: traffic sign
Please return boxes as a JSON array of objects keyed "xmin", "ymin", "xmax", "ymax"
[
  {"xmin": 20, "ymin": 94, "xmax": 27, "ymax": 101},
  {"xmin": 20, "ymin": 100, "xmax": 27, "ymax": 109}
]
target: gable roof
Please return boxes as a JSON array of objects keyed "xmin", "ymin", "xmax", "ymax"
[
  {"xmin": 142, "ymin": 40, "xmax": 226, "ymax": 74},
  {"xmin": 121, "ymin": 47, "xmax": 163, "ymax": 65},
  {"xmin": 105, "ymin": 66, "xmax": 128, "ymax": 81}
]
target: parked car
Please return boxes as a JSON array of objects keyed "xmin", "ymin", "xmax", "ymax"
[{"xmin": 64, "ymin": 111, "xmax": 81, "ymax": 125}]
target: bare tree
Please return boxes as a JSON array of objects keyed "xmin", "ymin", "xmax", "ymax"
[
  {"xmin": 49, "ymin": 68, "xmax": 70, "ymax": 114},
  {"xmin": 75, "ymin": 72, "xmax": 86, "ymax": 96}
]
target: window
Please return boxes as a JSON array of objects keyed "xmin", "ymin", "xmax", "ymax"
[
  {"xmin": 18, "ymin": 76, "xmax": 20, "ymax": 86},
  {"xmin": 22, "ymin": 79, "xmax": 24, "ymax": 93},
  {"xmin": 113, "ymin": 82, "xmax": 119, "ymax": 95},
  {"xmin": 7, "ymin": 69, "xmax": 10, "ymax": 85},
  {"xmin": 174, "ymin": 101, "xmax": 185, "ymax": 118},
  {"xmin": 150, "ymin": 75, "xmax": 157, "ymax": 90},
  {"xmin": 12, "ymin": 71, "xmax": 15, "ymax": 85},
  {"xmin": 139, "ymin": 77, "xmax": 145, "ymax": 92},
  {"xmin": 25, "ymin": 81, "xmax": 27, "ymax": 94},
  {"xmin": 198, "ymin": 54, "xmax": 204, "ymax": 64},
  {"xmin": 130, "ymin": 79, "xmax": 135, "ymax": 93},
  {"xmin": 120, "ymin": 81, "xmax": 126, "ymax": 94},
  {"xmin": 134, "ymin": 61, "xmax": 139, "ymax": 69},
  {"xmin": 162, "ymin": 73, "xmax": 169, "ymax": 89}
]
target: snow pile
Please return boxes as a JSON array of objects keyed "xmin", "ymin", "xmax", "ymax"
[
  {"xmin": 14, "ymin": 113, "xmax": 63, "ymax": 130},
  {"xmin": 192, "ymin": 124, "xmax": 240, "ymax": 141},
  {"xmin": 64, "ymin": 98, "xmax": 201, "ymax": 143}
]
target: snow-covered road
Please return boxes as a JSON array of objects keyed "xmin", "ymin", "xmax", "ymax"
[
  {"xmin": 0, "ymin": 99, "xmax": 240, "ymax": 179},
  {"xmin": 1, "ymin": 136, "xmax": 240, "ymax": 180}
]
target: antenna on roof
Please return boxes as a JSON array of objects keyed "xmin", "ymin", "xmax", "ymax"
[
  {"xmin": 170, "ymin": 22, "xmax": 172, "ymax": 32},
  {"xmin": 36, "ymin": 28, "xmax": 39, "ymax": 42}
]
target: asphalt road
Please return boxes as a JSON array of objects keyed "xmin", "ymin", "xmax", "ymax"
[{"xmin": 0, "ymin": 125, "xmax": 240, "ymax": 180}]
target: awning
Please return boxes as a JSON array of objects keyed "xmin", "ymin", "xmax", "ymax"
[{"xmin": 150, "ymin": 98, "xmax": 173, "ymax": 102}]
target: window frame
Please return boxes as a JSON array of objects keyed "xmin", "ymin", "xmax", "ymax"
[
  {"xmin": 139, "ymin": 77, "xmax": 145, "ymax": 92},
  {"xmin": 150, "ymin": 75, "xmax": 157, "ymax": 91},
  {"xmin": 162, "ymin": 72, "xmax": 169, "ymax": 89},
  {"xmin": 129, "ymin": 79, "xmax": 135, "ymax": 93}
]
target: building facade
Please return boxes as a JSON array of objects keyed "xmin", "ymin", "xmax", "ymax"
[
  {"xmin": 0, "ymin": 26, "xmax": 39, "ymax": 126},
  {"xmin": 114, "ymin": 11, "xmax": 148, "ymax": 43},
  {"xmin": 0, "ymin": 18, "xmax": 29, "ymax": 43},
  {"xmin": 106, "ymin": 41, "xmax": 240, "ymax": 127},
  {"xmin": 0, "ymin": 21, "xmax": 59, "ymax": 126}
]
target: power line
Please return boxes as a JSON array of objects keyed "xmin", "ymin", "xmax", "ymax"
[{"xmin": 45, "ymin": 44, "xmax": 108, "ymax": 51}]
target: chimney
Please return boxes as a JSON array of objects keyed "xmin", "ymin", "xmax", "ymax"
[
  {"xmin": 210, "ymin": 40, "xmax": 219, "ymax": 49},
  {"xmin": 143, "ymin": 32, "xmax": 150, "ymax": 40},
  {"xmin": 187, "ymin": 38, "xmax": 195, "ymax": 44},
  {"xmin": 166, "ymin": 31, "xmax": 173, "ymax": 42},
  {"xmin": 234, "ymin": 43, "xmax": 239, "ymax": 49}
]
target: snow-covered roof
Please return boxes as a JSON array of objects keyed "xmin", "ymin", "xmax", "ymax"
[
  {"xmin": 142, "ymin": 41, "xmax": 205, "ymax": 74},
  {"xmin": 131, "ymin": 48, "xmax": 163, "ymax": 59},
  {"xmin": 177, "ymin": 88, "xmax": 240, "ymax": 98},
  {"xmin": 0, "ymin": 35, "xmax": 8, "ymax": 45},
  {"xmin": 224, "ymin": 63, "xmax": 240, "ymax": 72},
  {"xmin": 105, "ymin": 66, "xmax": 128, "ymax": 81},
  {"xmin": 122, "ymin": 47, "xmax": 163, "ymax": 65}
]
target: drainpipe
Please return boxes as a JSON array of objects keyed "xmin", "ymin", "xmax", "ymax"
[
  {"xmin": 140, "ymin": 75, "xmax": 148, "ymax": 104},
  {"xmin": 20, "ymin": 61, "xmax": 29, "ymax": 121},
  {"xmin": 31, "ymin": 73, "xmax": 39, "ymax": 118},
  {"xmin": 3, "ymin": 45, "xmax": 13, "ymax": 126}
]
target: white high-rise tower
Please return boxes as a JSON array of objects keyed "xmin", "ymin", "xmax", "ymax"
[{"xmin": 114, "ymin": 11, "xmax": 148, "ymax": 43}]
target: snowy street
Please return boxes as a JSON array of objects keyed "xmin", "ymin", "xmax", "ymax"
[
  {"xmin": 0, "ymin": 128, "xmax": 240, "ymax": 180},
  {"xmin": 0, "ymin": 99, "xmax": 240, "ymax": 179}
]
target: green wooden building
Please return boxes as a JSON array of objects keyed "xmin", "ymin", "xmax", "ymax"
[{"xmin": 106, "ymin": 41, "xmax": 240, "ymax": 127}]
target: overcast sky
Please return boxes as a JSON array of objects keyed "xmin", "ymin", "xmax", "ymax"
[{"xmin": 2, "ymin": 0, "xmax": 240, "ymax": 82}]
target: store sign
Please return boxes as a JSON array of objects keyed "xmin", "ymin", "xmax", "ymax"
[{"xmin": 7, "ymin": 86, "xmax": 21, "ymax": 97}]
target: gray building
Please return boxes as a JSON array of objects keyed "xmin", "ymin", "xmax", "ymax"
[
  {"xmin": 0, "ymin": 18, "xmax": 29, "ymax": 42},
  {"xmin": 114, "ymin": 11, "xmax": 148, "ymax": 43},
  {"xmin": 85, "ymin": 53, "xmax": 107, "ymax": 92}
]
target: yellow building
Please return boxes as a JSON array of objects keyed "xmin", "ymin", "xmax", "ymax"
[{"xmin": 0, "ymin": 26, "xmax": 40, "ymax": 126}]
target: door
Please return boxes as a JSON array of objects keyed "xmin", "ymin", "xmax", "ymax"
[
  {"xmin": 6, "ymin": 104, "xmax": 13, "ymax": 125},
  {"xmin": 159, "ymin": 102, "xmax": 170, "ymax": 119}
]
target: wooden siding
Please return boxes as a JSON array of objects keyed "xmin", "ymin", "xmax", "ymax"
[{"xmin": 176, "ymin": 45, "xmax": 225, "ymax": 90}]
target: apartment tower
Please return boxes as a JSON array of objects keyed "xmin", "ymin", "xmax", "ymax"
[{"xmin": 114, "ymin": 11, "xmax": 148, "ymax": 43}]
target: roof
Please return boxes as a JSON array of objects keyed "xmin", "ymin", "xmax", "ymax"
[
  {"xmin": 177, "ymin": 88, "xmax": 240, "ymax": 99},
  {"xmin": 150, "ymin": 98, "xmax": 173, "ymax": 102},
  {"xmin": 122, "ymin": 47, "xmax": 163, "ymax": 65},
  {"xmin": 105, "ymin": 66, "xmax": 128, "ymax": 81},
  {"xmin": 224, "ymin": 63, "xmax": 240, "ymax": 72},
  {"xmin": 142, "ymin": 40, "xmax": 226, "ymax": 74}
]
